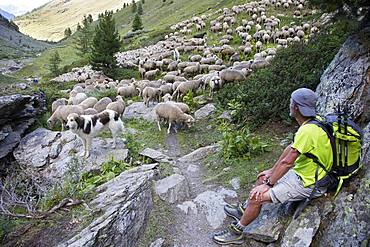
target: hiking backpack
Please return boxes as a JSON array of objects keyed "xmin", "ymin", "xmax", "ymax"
[{"xmin": 294, "ymin": 106, "xmax": 363, "ymax": 219}]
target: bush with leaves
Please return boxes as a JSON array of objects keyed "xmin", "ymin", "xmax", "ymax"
[
  {"xmin": 215, "ymin": 18, "xmax": 359, "ymax": 128},
  {"xmin": 219, "ymin": 122, "xmax": 270, "ymax": 160}
]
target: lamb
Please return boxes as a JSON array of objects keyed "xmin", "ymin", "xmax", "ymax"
[
  {"xmin": 84, "ymin": 108, "xmax": 98, "ymax": 115},
  {"xmin": 79, "ymin": 97, "xmax": 98, "ymax": 110},
  {"xmin": 47, "ymin": 105, "xmax": 84, "ymax": 131},
  {"xmin": 219, "ymin": 69, "xmax": 246, "ymax": 86},
  {"xmin": 51, "ymin": 98, "xmax": 68, "ymax": 114},
  {"xmin": 208, "ymin": 74, "xmax": 222, "ymax": 96},
  {"xmin": 117, "ymin": 84, "xmax": 139, "ymax": 98},
  {"xmin": 93, "ymin": 97, "xmax": 113, "ymax": 113},
  {"xmin": 106, "ymin": 96, "xmax": 126, "ymax": 117},
  {"xmin": 154, "ymin": 103, "xmax": 195, "ymax": 133},
  {"xmin": 162, "ymin": 93, "xmax": 173, "ymax": 102},
  {"xmin": 142, "ymin": 87, "xmax": 162, "ymax": 107},
  {"xmin": 69, "ymin": 92, "xmax": 88, "ymax": 105}
]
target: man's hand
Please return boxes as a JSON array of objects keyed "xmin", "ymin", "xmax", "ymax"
[
  {"xmin": 249, "ymin": 184, "xmax": 271, "ymax": 202},
  {"xmin": 257, "ymin": 169, "xmax": 273, "ymax": 181}
]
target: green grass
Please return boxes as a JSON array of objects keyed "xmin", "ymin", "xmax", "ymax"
[{"xmin": 177, "ymin": 119, "xmax": 222, "ymax": 154}]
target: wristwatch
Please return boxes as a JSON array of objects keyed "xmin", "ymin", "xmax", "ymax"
[{"xmin": 265, "ymin": 178, "xmax": 274, "ymax": 187}]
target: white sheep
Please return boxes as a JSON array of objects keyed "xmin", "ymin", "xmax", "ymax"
[
  {"xmin": 219, "ymin": 69, "xmax": 246, "ymax": 86},
  {"xmin": 79, "ymin": 97, "xmax": 98, "ymax": 110},
  {"xmin": 69, "ymin": 92, "xmax": 88, "ymax": 105},
  {"xmin": 142, "ymin": 87, "xmax": 162, "ymax": 107},
  {"xmin": 154, "ymin": 103, "xmax": 195, "ymax": 133},
  {"xmin": 51, "ymin": 98, "xmax": 68, "ymax": 114},
  {"xmin": 84, "ymin": 108, "xmax": 98, "ymax": 115},
  {"xmin": 93, "ymin": 97, "xmax": 112, "ymax": 113},
  {"xmin": 117, "ymin": 84, "xmax": 139, "ymax": 98},
  {"xmin": 106, "ymin": 96, "xmax": 126, "ymax": 117},
  {"xmin": 47, "ymin": 105, "xmax": 84, "ymax": 131}
]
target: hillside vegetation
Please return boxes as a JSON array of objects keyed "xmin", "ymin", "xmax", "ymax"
[
  {"xmin": 14, "ymin": 0, "xmax": 132, "ymax": 41},
  {"xmin": 0, "ymin": 17, "xmax": 51, "ymax": 59}
]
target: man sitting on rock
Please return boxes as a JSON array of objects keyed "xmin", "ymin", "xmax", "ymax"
[{"xmin": 213, "ymin": 88, "xmax": 332, "ymax": 245}]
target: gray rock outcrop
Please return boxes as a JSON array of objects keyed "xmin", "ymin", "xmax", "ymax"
[
  {"xmin": 14, "ymin": 128, "xmax": 127, "ymax": 184},
  {"xmin": 123, "ymin": 102, "xmax": 156, "ymax": 122},
  {"xmin": 155, "ymin": 174, "xmax": 189, "ymax": 204},
  {"xmin": 194, "ymin": 103, "xmax": 216, "ymax": 120},
  {"xmin": 178, "ymin": 144, "xmax": 220, "ymax": 163},
  {"xmin": 316, "ymin": 27, "xmax": 370, "ymax": 124},
  {"xmin": 58, "ymin": 164, "xmax": 158, "ymax": 247},
  {"xmin": 140, "ymin": 147, "xmax": 171, "ymax": 163},
  {"xmin": 0, "ymin": 93, "xmax": 46, "ymax": 159}
]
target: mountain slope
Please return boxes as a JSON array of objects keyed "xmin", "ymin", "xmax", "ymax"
[
  {"xmin": 0, "ymin": 9, "xmax": 15, "ymax": 21},
  {"xmin": 0, "ymin": 17, "xmax": 52, "ymax": 59},
  {"xmin": 14, "ymin": 0, "xmax": 131, "ymax": 41}
]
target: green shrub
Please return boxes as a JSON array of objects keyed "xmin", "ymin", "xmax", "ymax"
[
  {"xmin": 182, "ymin": 90, "xmax": 198, "ymax": 112},
  {"xmin": 215, "ymin": 18, "xmax": 359, "ymax": 128},
  {"xmin": 87, "ymin": 88, "xmax": 116, "ymax": 100},
  {"xmin": 219, "ymin": 122, "xmax": 270, "ymax": 160}
]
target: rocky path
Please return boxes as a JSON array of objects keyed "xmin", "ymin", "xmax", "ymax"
[{"xmin": 156, "ymin": 134, "xmax": 239, "ymax": 247}]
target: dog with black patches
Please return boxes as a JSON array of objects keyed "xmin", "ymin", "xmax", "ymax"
[{"xmin": 65, "ymin": 109, "xmax": 123, "ymax": 158}]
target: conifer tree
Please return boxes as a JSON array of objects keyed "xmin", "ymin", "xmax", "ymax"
[
  {"xmin": 76, "ymin": 23, "xmax": 82, "ymax": 31},
  {"xmin": 137, "ymin": 2, "xmax": 143, "ymax": 15},
  {"xmin": 142, "ymin": 0, "xmax": 145, "ymax": 4},
  {"xmin": 132, "ymin": 0, "xmax": 137, "ymax": 13},
  {"xmin": 90, "ymin": 11, "xmax": 121, "ymax": 76},
  {"xmin": 74, "ymin": 15, "xmax": 93, "ymax": 57},
  {"xmin": 87, "ymin": 14, "xmax": 93, "ymax": 23},
  {"xmin": 49, "ymin": 51, "xmax": 62, "ymax": 76},
  {"xmin": 64, "ymin": 27, "xmax": 72, "ymax": 37},
  {"xmin": 132, "ymin": 13, "xmax": 143, "ymax": 31}
]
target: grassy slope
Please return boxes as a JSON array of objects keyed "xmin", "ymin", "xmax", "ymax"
[
  {"xmin": 14, "ymin": 0, "xmax": 132, "ymax": 42},
  {"xmin": 14, "ymin": 0, "xmax": 247, "ymax": 80}
]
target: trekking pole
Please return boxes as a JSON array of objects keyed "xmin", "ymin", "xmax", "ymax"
[
  {"xmin": 343, "ymin": 104, "xmax": 349, "ymax": 174},
  {"xmin": 337, "ymin": 104, "xmax": 343, "ymax": 169}
]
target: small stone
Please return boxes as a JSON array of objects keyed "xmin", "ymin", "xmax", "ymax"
[
  {"xmin": 149, "ymin": 238, "xmax": 165, "ymax": 247},
  {"xmin": 230, "ymin": 177, "xmax": 240, "ymax": 190},
  {"xmin": 194, "ymin": 103, "xmax": 216, "ymax": 120}
]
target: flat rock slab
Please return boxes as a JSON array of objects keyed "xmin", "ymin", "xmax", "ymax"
[
  {"xmin": 281, "ymin": 206, "xmax": 321, "ymax": 247},
  {"xmin": 140, "ymin": 147, "xmax": 171, "ymax": 163},
  {"xmin": 193, "ymin": 187, "xmax": 237, "ymax": 229},
  {"xmin": 155, "ymin": 174, "xmax": 190, "ymax": 204},
  {"xmin": 178, "ymin": 144, "xmax": 220, "ymax": 163},
  {"xmin": 194, "ymin": 103, "xmax": 216, "ymax": 120},
  {"xmin": 14, "ymin": 128, "xmax": 127, "ymax": 184},
  {"xmin": 122, "ymin": 102, "xmax": 156, "ymax": 122},
  {"xmin": 244, "ymin": 203, "xmax": 284, "ymax": 243},
  {"xmin": 150, "ymin": 238, "xmax": 165, "ymax": 247}
]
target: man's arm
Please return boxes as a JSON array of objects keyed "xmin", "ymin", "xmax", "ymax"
[
  {"xmin": 257, "ymin": 144, "xmax": 292, "ymax": 179},
  {"xmin": 268, "ymin": 147, "xmax": 300, "ymax": 185}
]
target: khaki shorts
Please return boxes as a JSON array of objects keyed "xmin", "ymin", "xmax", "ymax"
[{"xmin": 269, "ymin": 170, "xmax": 326, "ymax": 204}]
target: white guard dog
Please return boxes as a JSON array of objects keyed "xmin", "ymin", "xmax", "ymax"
[{"xmin": 65, "ymin": 109, "xmax": 123, "ymax": 158}]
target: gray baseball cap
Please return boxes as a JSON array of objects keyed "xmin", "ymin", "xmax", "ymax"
[{"xmin": 291, "ymin": 88, "xmax": 318, "ymax": 117}]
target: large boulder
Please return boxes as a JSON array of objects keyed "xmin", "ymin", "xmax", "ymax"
[
  {"xmin": 0, "ymin": 93, "xmax": 46, "ymax": 159},
  {"xmin": 58, "ymin": 164, "xmax": 158, "ymax": 247},
  {"xmin": 155, "ymin": 174, "xmax": 189, "ymax": 204},
  {"xmin": 122, "ymin": 102, "xmax": 157, "ymax": 122},
  {"xmin": 14, "ymin": 128, "xmax": 128, "ymax": 185},
  {"xmin": 316, "ymin": 27, "xmax": 370, "ymax": 124},
  {"xmin": 194, "ymin": 103, "xmax": 216, "ymax": 120}
]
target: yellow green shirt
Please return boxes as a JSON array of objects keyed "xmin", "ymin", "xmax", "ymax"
[{"xmin": 291, "ymin": 119, "xmax": 333, "ymax": 187}]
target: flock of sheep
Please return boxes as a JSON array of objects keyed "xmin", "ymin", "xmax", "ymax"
[{"xmin": 49, "ymin": 0, "xmax": 323, "ymax": 134}]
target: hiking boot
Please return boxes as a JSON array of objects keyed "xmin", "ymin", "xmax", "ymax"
[
  {"xmin": 212, "ymin": 222, "xmax": 244, "ymax": 245},
  {"xmin": 224, "ymin": 203, "xmax": 246, "ymax": 221}
]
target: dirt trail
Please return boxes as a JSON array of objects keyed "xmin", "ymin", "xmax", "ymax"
[{"xmin": 162, "ymin": 134, "xmax": 238, "ymax": 247}]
